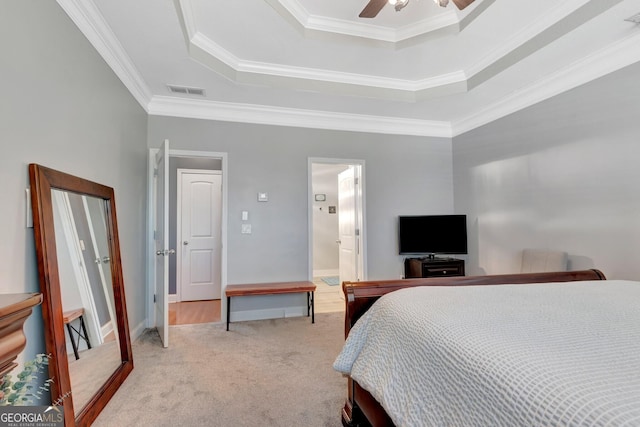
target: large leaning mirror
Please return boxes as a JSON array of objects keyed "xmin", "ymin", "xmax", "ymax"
[{"xmin": 29, "ymin": 164, "xmax": 133, "ymax": 427}]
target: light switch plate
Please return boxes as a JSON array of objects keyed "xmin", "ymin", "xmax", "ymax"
[
  {"xmin": 242, "ymin": 211, "xmax": 249, "ymax": 221},
  {"xmin": 257, "ymin": 192, "xmax": 268, "ymax": 202}
]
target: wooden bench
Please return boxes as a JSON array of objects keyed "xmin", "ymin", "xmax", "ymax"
[
  {"xmin": 225, "ymin": 281, "xmax": 316, "ymax": 331},
  {"xmin": 63, "ymin": 308, "xmax": 91, "ymax": 360}
]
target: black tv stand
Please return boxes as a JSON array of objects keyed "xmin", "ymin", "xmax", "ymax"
[{"xmin": 404, "ymin": 257, "xmax": 465, "ymax": 278}]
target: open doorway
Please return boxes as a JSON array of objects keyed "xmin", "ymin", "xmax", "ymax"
[
  {"xmin": 170, "ymin": 161, "xmax": 223, "ymax": 326},
  {"xmin": 148, "ymin": 144, "xmax": 228, "ymax": 347},
  {"xmin": 309, "ymin": 158, "xmax": 366, "ymax": 313}
]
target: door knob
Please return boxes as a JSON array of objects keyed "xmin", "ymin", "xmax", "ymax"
[
  {"xmin": 336, "ymin": 240, "xmax": 341, "ymax": 244},
  {"xmin": 183, "ymin": 241, "xmax": 189, "ymax": 245},
  {"xmin": 102, "ymin": 256, "xmax": 111, "ymax": 264},
  {"xmin": 156, "ymin": 249, "xmax": 176, "ymax": 256}
]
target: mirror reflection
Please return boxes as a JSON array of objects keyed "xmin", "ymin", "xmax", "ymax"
[{"xmin": 51, "ymin": 190, "xmax": 122, "ymax": 412}]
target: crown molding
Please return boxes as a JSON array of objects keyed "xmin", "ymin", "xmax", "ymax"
[
  {"xmin": 466, "ymin": 0, "xmax": 590, "ymax": 77},
  {"xmin": 56, "ymin": 0, "xmax": 152, "ymax": 109},
  {"xmin": 189, "ymin": 31, "xmax": 468, "ymax": 102},
  {"xmin": 466, "ymin": 0, "xmax": 623, "ymax": 86},
  {"xmin": 274, "ymin": 0, "xmax": 461, "ymax": 43},
  {"xmin": 56, "ymin": 0, "xmax": 639, "ymax": 140},
  {"xmin": 452, "ymin": 30, "xmax": 640, "ymax": 136},
  {"xmin": 147, "ymin": 96, "xmax": 452, "ymax": 137},
  {"xmin": 193, "ymin": 32, "xmax": 468, "ymax": 92},
  {"xmin": 155, "ymin": 30, "xmax": 640, "ymax": 139},
  {"xmin": 178, "ymin": 0, "xmax": 617, "ymax": 103}
]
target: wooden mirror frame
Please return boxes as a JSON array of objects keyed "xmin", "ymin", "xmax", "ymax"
[{"xmin": 29, "ymin": 164, "xmax": 133, "ymax": 426}]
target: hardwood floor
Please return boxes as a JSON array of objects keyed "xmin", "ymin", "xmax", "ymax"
[
  {"xmin": 169, "ymin": 299, "xmax": 221, "ymax": 325},
  {"xmin": 168, "ymin": 279, "xmax": 343, "ymax": 326}
]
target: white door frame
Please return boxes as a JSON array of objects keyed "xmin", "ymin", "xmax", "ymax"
[
  {"xmin": 176, "ymin": 168, "xmax": 223, "ymax": 302},
  {"xmin": 81, "ymin": 195, "xmax": 118, "ymax": 342},
  {"xmin": 53, "ymin": 191, "xmax": 103, "ymax": 347},
  {"xmin": 146, "ymin": 149, "xmax": 228, "ymax": 328},
  {"xmin": 307, "ymin": 157, "xmax": 367, "ymax": 282}
]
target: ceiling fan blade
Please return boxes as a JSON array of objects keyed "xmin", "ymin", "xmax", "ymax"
[
  {"xmin": 451, "ymin": 0, "xmax": 475, "ymax": 10},
  {"xmin": 359, "ymin": 0, "xmax": 387, "ymax": 18}
]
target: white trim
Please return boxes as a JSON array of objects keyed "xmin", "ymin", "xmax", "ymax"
[
  {"xmin": 453, "ymin": 30, "xmax": 640, "ymax": 136},
  {"xmin": 148, "ymin": 96, "xmax": 451, "ymax": 137},
  {"xmin": 175, "ymin": 168, "xmax": 183, "ymax": 304},
  {"xmin": 303, "ymin": 15, "xmax": 456, "ymax": 43},
  {"xmin": 174, "ymin": 0, "xmax": 612, "ymax": 103},
  {"xmin": 56, "ymin": 0, "xmax": 152, "ymax": 109},
  {"xmin": 189, "ymin": 30, "xmax": 468, "ymax": 98},
  {"xmin": 181, "ymin": 0, "xmax": 461, "ymax": 45},
  {"xmin": 145, "ymin": 149, "xmax": 158, "ymax": 329},
  {"xmin": 148, "ymin": 26, "xmax": 640, "ymax": 139},
  {"xmin": 465, "ymin": 0, "xmax": 601, "ymax": 78},
  {"xmin": 355, "ymin": 164, "xmax": 367, "ymax": 281},
  {"xmin": 100, "ymin": 320, "xmax": 114, "ymax": 340},
  {"xmin": 60, "ymin": 0, "xmax": 639, "ymax": 139},
  {"xmin": 53, "ymin": 191, "xmax": 102, "ymax": 347},
  {"xmin": 130, "ymin": 320, "xmax": 147, "ymax": 341},
  {"xmin": 81, "ymin": 195, "xmax": 117, "ymax": 344},
  {"xmin": 168, "ymin": 294, "xmax": 178, "ymax": 303}
]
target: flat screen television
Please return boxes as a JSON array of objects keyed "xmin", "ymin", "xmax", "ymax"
[{"xmin": 398, "ymin": 214, "xmax": 467, "ymax": 256}]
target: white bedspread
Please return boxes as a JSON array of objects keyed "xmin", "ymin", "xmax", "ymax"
[{"xmin": 334, "ymin": 280, "xmax": 640, "ymax": 427}]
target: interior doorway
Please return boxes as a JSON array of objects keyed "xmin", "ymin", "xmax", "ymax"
[
  {"xmin": 308, "ymin": 159, "xmax": 366, "ymax": 297},
  {"xmin": 148, "ymin": 145, "xmax": 228, "ymax": 346}
]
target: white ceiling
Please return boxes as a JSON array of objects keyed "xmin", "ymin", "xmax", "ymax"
[{"xmin": 58, "ymin": 0, "xmax": 640, "ymax": 137}]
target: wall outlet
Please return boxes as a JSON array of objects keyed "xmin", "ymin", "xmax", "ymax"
[{"xmin": 241, "ymin": 224, "xmax": 252, "ymax": 234}]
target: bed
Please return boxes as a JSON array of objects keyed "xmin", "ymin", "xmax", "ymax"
[{"xmin": 333, "ymin": 269, "xmax": 640, "ymax": 427}]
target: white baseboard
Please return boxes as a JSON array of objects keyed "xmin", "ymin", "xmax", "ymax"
[
  {"xmin": 230, "ymin": 306, "xmax": 306, "ymax": 323},
  {"xmin": 313, "ymin": 269, "xmax": 338, "ymax": 277},
  {"xmin": 169, "ymin": 294, "xmax": 178, "ymax": 303},
  {"xmin": 130, "ymin": 320, "xmax": 147, "ymax": 341}
]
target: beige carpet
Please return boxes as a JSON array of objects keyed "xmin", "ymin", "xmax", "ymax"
[
  {"xmin": 67, "ymin": 339, "xmax": 121, "ymax": 411},
  {"xmin": 93, "ymin": 312, "xmax": 347, "ymax": 427}
]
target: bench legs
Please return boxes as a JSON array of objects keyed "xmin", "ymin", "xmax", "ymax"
[
  {"xmin": 226, "ymin": 292, "xmax": 315, "ymax": 331},
  {"xmin": 307, "ymin": 291, "xmax": 315, "ymax": 324},
  {"xmin": 226, "ymin": 296, "xmax": 231, "ymax": 331},
  {"xmin": 65, "ymin": 315, "xmax": 92, "ymax": 360}
]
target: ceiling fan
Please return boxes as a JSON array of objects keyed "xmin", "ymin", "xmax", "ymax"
[{"xmin": 359, "ymin": 0, "xmax": 475, "ymax": 18}]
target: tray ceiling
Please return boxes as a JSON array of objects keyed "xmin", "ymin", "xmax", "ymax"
[{"xmin": 59, "ymin": 0, "xmax": 640, "ymax": 136}]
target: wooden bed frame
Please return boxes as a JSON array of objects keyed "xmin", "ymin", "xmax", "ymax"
[{"xmin": 339, "ymin": 269, "xmax": 607, "ymax": 427}]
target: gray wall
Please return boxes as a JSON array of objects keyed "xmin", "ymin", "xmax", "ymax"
[
  {"xmin": 0, "ymin": 1, "xmax": 148, "ymax": 368},
  {"xmin": 148, "ymin": 116, "xmax": 454, "ymax": 314},
  {"xmin": 453, "ymin": 62, "xmax": 640, "ymax": 280}
]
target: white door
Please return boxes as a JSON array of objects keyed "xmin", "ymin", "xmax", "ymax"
[
  {"xmin": 82, "ymin": 195, "xmax": 118, "ymax": 342},
  {"xmin": 154, "ymin": 139, "xmax": 170, "ymax": 347},
  {"xmin": 338, "ymin": 167, "xmax": 359, "ymax": 283},
  {"xmin": 178, "ymin": 170, "xmax": 222, "ymax": 301},
  {"xmin": 52, "ymin": 190, "xmax": 103, "ymax": 347}
]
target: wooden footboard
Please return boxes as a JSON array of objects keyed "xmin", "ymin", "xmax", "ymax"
[{"xmin": 340, "ymin": 269, "xmax": 606, "ymax": 427}]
